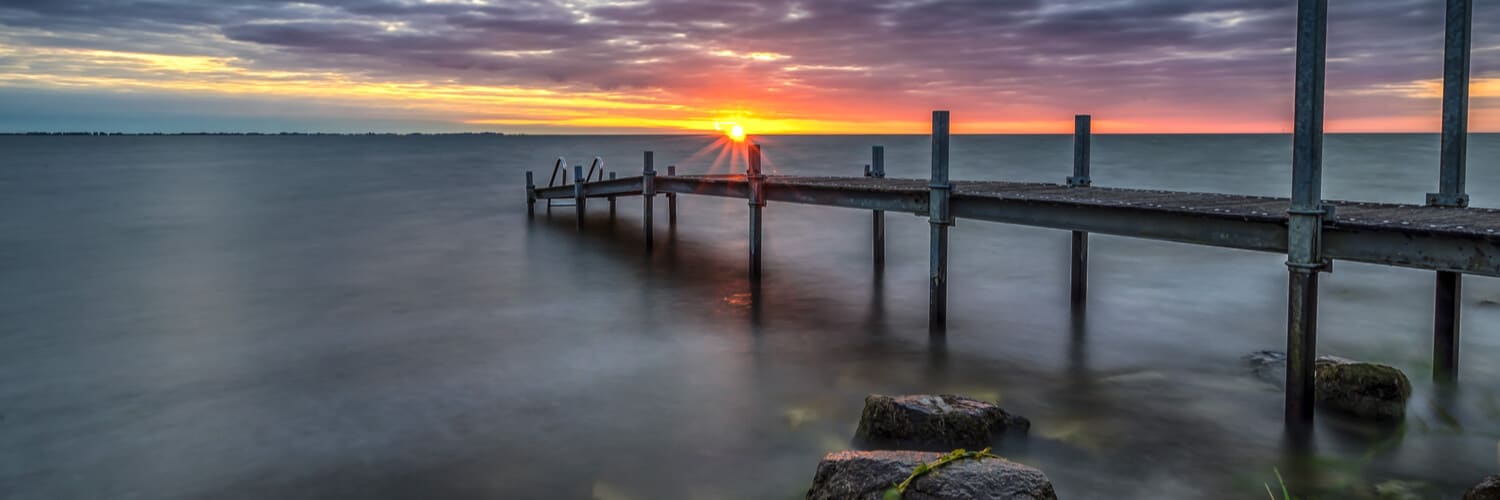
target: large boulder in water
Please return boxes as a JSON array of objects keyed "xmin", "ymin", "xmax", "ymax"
[
  {"xmin": 1314, "ymin": 356, "xmax": 1411, "ymax": 421},
  {"xmin": 1244, "ymin": 351, "xmax": 1411, "ymax": 421},
  {"xmin": 806, "ymin": 450, "xmax": 1057, "ymax": 500},
  {"xmin": 1464, "ymin": 475, "xmax": 1500, "ymax": 500},
  {"xmin": 854, "ymin": 394, "xmax": 1029, "ymax": 451}
]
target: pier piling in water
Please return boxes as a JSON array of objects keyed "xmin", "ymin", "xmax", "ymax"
[
  {"xmin": 1284, "ymin": 0, "xmax": 1329, "ymax": 432},
  {"xmin": 643, "ymin": 151, "xmax": 655, "ymax": 251},
  {"xmin": 1068, "ymin": 115, "xmax": 1092, "ymax": 307},
  {"xmin": 870, "ymin": 146, "xmax": 886, "ymax": 271},
  {"xmin": 929, "ymin": 111, "xmax": 952, "ymax": 329},
  {"xmin": 748, "ymin": 144, "xmax": 765, "ymax": 283},
  {"xmin": 1430, "ymin": 0, "xmax": 1472, "ymax": 384},
  {"xmin": 574, "ymin": 165, "xmax": 586, "ymax": 229},
  {"xmin": 608, "ymin": 172, "xmax": 617, "ymax": 217},
  {"xmin": 668, "ymin": 165, "xmax": 678, "ymax": 226},
  {"xmin": 525, "ymin": 171, "xmax": 536, "ymax": 217}
]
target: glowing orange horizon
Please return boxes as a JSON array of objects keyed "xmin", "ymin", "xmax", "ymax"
[{"xmin": 2, "ymin": 44, "xmax": 1498, "ymax": 134}]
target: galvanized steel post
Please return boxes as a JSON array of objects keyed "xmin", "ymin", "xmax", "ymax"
[
  {"xmin": 525, "ymin": 171, "xmax": 536, "ymax": 217},
  {"xmin": 871, "ymin": 146, "xmax": 886, "ymax": 270},
  {"xmin": 1285, "ymin": 0, "xmax": 1329, "ymax": 431},
  {"xmin": 667, "ymin": 165, "xmax": 678, "ymax": 226},
  {"xmin": 929, "ymin": 111, "xmax": 952, "ymax": 328},
  {"xmin": 643, "ymin": 151, "xmax": 656, "ymax": 251},
  {"xmin": 1430, "ymin": 0, "xmax": 1472, "ymax": 383},
  {"xmin": 608, "ymin": 172, "xmax": 617, "ymax": 217},
  {"xmin": 1068, "ymin": 115, "xmax": 1092, "ymax": 307},
  {"xmin": 573, "ymin": 165, "xmax": 586, "ymax": 229},
  {"xmin": 748, "ymin": 143, "xmax": 765, "ymax": 283}
]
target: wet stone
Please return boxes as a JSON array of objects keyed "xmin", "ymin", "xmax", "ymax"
[
  {"xmin": 1464, "ymin": 475, "xmax": 1500, "ymax": 500},
  {"xmin": 806, "ymin": 450, "xmax": 1057, "ymax": 500},
  {"xmin": 854, "ymin": 394, "xmax": 1029, "ymax": 451},
  {"xmin": 1244, "ymin": 351, "xmax": 1412, "ymax": 421}
]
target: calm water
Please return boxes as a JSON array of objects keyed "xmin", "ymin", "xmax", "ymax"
[{"xmin": 3, "ymin": 134, "xmax": 1499, "ymax": 499}]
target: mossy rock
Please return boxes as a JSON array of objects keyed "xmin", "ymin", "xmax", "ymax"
[
  {"xmin": 805, "ymin": 450, "xmax": 1057, "ymax": 500},
  {"xmin": 1314, "ymin": 356, "xmax": 1411, "ymax": 422},
  {"xmin": 1465, "ymin": 475, "xmax": 1500, "ymax": 500},
  {"xmin": 854, "ymin": 394, "xmax": 1029, "ymax": 451}
]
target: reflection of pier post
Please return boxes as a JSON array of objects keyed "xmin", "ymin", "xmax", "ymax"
[
  {"xmin": 1284, "ymin": 0, "xmax": 1328, "ymax": 434},
  {"xmin": 1067, "ymin": 115, "xmax": 1092, "ymax": 308},
  {"xmin": 1429, "ymin": 0, "xmax": 1472, "ymax": 384},
  {"xmin": 748, "ymin": 144, "xmax": 765, "ymax": 284},
  {"xmin": 929, "ymin": 111, "xmax": 952, "ymax": 329}
]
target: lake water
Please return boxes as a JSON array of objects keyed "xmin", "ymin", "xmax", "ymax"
[{"xmin": 3, "ymin": 134, "xmax": 1499, "ymax": 499}]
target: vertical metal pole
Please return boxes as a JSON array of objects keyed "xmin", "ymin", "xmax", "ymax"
[
  {"xmin": 929, "ymin": 111, "xmax": 952, "ymax": 328},
  {"xmin": 872, "ymin": 146, "xmax": 886, "ymax": 270},
  {"xmin": 608, "ymin": 172, "xmax": 617, "ymax": 217},
  {"xmin": 1429, "ymin": 0, "xmax": 1472, "ymax": 384},
  {"xmin": 525, "ymin": 171, "xmax": 536, "ymax": 217},
  {"xmin": 1285, "ymin": 0, "xmax": 1329, "ymax": 431},
  {"xmin": 748, "ymin": 144, "xmax": 765, "ymax": 283},
  {"xmin": 573, "ymin": 165, "xmax": 585, "ymax": 230},
  {"xmin": 643, "ymin": 151, "xmax": 655, "ymax": 251},
  {"xmin": 1068, "ymin": 115, "xmax": 1092, "ymax": 307},
  {"xmin": 667, "ymin": 165, "xmax": 678, "ymax": 226}
]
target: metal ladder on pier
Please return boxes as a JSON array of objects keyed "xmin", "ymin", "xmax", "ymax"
[{"xmin": 544, "ymin": 157, "xmax": 604, "ymax": 209}]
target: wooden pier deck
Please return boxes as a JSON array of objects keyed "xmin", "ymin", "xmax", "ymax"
[
  {"xmin": 523, "ymin": 0, "xmax": 1487, "ymax": 433},
  {"xmin": 532, "ymin": 174, "xmax": 1500, "ymax": 277}
]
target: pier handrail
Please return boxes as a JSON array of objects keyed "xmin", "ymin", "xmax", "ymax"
[
  {"xmin": 585, "ymin": 157, "xmax": 604, "ymax": 182},
  {"xmin": 547, "ymin": 157, "xmax": 567, "ymax": 187}
]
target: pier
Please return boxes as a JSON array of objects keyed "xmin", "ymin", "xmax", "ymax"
[{"xmin": 524, "ymin": 0, "xmax": 1490, "ymax": 431}]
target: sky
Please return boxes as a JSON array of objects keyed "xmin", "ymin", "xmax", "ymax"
[{"xmin": 1, "ymin": 0, "xmax": 1498, "ymax": 134}]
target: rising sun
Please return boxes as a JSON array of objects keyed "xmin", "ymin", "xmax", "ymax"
[{"xmin": 727, "ymin": 124, "xmax": 746, "ymax": 142}]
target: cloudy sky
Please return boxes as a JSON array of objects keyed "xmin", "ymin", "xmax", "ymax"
[{"xmin": 0, "ymin": 0, "xmax": 1497, "ymax": 133}]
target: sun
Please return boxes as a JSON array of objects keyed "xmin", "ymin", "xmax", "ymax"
[{"xmin": 727, "ymin": 124, "xmax": 746, "ymax": 142}]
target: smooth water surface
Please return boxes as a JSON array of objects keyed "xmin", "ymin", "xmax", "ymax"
[{"xmin": 3, "ymin": 134, "xmax": 1499, "ymax": 499}]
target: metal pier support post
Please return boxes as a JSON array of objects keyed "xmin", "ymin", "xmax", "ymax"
[
  {"xmin": 573, "ymin": 165, "xmax": 586, "ymax": 229},
  {"xmin": 1429, "ymin": 0, "xmax": 1472, "ymax": 384},
  {"xmin": 929, "ymin": 111, "xmax": 953, "ymax": 328},
  {"xmin": 525, "ymin": 171, "xmax": 536, "ymax": 217},
  {"xmin": 608, "ymin": 172, "xmax": 617, "ymax": 217},
  {"xmin": 667, "ymin": 165, "xmax": 678, "ymax": 226},
  {"xmin": 643, "ymin": 151, "xmax": 655, "ymax": 251},
  {"xmin": 869, "ymin": 146, "xmax": 886, "ymax": 270},
  {"xmin": 1068, "ymin": 115, "xmax": 1092, "ymax": 307},
  {"xmin": 1285, "ymin": 0, "xmax": 1329, "ymax": 431},
  {"xmin": 748, "ymin": 144, "xmax": 765, "ymax": 283}
]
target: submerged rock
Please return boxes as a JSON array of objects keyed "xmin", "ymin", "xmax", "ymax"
[
  {"xmin": 806, "ymin": 450, "xmax": 1057, "ymax": 500},
  {"xmin": 1244, "ymin": 351, "xmax": 1411, "ymax": 421},
  {"xmin": 854, "ymin": 394, "xmax": 1029, "ymax": 451},
  {"xmin": 1465, "ymin": 475, "xmax": 1500, "ymax": 500},
  {"xmin": 1314, "ymin": 356, "xmax": 1411, "ymax": 421}
]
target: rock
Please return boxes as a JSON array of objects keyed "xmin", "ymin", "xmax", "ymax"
[
  {"xmin": 1314, "ymin": 356, "xmax": 1411, "ymax": 421},
  {"xmin": 854, "ymin": 394, "xmax": 1029, "ymax": 451},
  {"xmin": 1373, "ymin": 479, "xmax": 1428, "ymax": 500},
  {"xmin": 806, "ymin": 450, "xmax": 1057, "ymax": 500},
  {"xmin": 1244, "ymin": 351, "xmax": 1411, "ymax": 421},
  {"xmin": 1465, "ymin": 475, "xmax": 1500, "ymax": 500}
]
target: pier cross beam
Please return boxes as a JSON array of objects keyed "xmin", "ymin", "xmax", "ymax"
[
  {"xmin": 748, "ymin": 144, "xmax": 766, "ymax": 283},
  {"xmin": 574, "ymin": 165, "xmax": 586, "ymax": 229},
  {"xmin": 1430, "ymin": 0, "xmax": 1472, "ymax": 384},
  {"xmin": 929, "ymin": 111, "xmax": 953, "ymax": 328},
  {"xmin": 870, "ymin": 146, "xmax": 886, "ymax": 270},
  {"xmin": 1285, "ymin": 0, "xmax": 1329, "ymax": 432},
  {"xmin": 643, "ymin": 151, "xmax": 656, "ymax": 251},
  {"xmin": 1068, "ymin": 115, "xmax": 1092, "ymax": 307}
]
